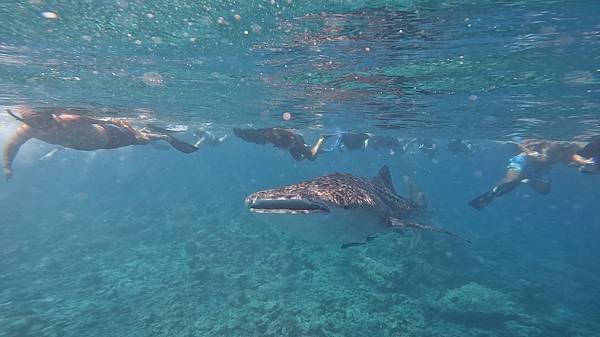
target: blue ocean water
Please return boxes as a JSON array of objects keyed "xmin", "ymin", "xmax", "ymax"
[{"xmin": 1, "ymin": 1, "xmax": 600, "ymax": 336}]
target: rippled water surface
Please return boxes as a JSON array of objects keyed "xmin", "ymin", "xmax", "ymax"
[{"xmin": 1, "ymin": 0, "xmax": 599, "ymax": 137}]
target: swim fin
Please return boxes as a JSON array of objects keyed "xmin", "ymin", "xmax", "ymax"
[
  {"xmin": 167, "ymin": 136, "xmax": 199, "ymax": 153},
  {"xmin": 468, "ymin": 191, "xmax": 496, "ymax": 210}
]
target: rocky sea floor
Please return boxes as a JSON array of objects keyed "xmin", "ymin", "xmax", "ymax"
[{"xmin": 2, "ymin": 187, "xmax": 599, "ymax": 337}]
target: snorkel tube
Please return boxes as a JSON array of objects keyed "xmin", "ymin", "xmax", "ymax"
[{"xmin": 5, "ymin": 109, "xmax": 25, "ymax": 123}]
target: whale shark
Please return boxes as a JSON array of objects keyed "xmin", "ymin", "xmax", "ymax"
[{"xmin": 245, "ymin": 166, "xmax": 465, "ymax": 246}]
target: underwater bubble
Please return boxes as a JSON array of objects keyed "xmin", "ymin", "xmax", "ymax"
[
  {"xmin": 468, "ymin": 94, "xmax": 478, "ymax": 101},
  {"xmin": 234, "ymin": 14, "xmax": 241, "ymax": 21},
  {"xmin": 81, "ymin": 35, "xmax": 92, "ymax": 42},
  {"xmin": 41, "ymin": 12, "xmax": 58, "ymax": 19},
  {"xmin": 216, "ymin": 17, "xmax": 227, "ymax": 25},
  {"xmin": 146, "ymin": 13, "xmax": 155, "ymax": 19},
  {"xmin": 282, "ymin": 112, "xmax": 292, "ymax": 121},
  {"xmin": 143, "ymin": 72, "xmax": 163, "ymax": 86}
]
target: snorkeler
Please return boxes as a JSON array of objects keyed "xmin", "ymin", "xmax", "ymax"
[
  {"xmin": 571, "ymin": 136, "xmax": 600, "ymax": 174},
  {"xmin": 365, "ymin": 135, "xmax": 403, "ymax": 155},
  {"xmin": 3, "ymin": 106, "xmax": 199, "ymax": 180},
  {"xmin": 468, "ymin": 139, "xmax": 584, "ymax": 210},
  {"xmin": 447, "ymin": 138, "xmax": 474, "ymax": 155},
  {"xmin": 233, "ymin": 127, "xmax": 330, "ymax": 161},
  {"xmin": 193, "ymin": 129, "xmax": 229, "ymax": 147},
  {"xmin": 402, "ymin": 138, "xmax": 437, "ymax": 158},
  {"xmin": 319, "ymin": 131, "xmax": 370, "ymax": 152},
  {"xmin": 339, "ymin": 132, "xmax": 370, "ymax": 151}
]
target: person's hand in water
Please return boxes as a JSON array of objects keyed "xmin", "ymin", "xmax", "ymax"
[
  {"xmin": 3, "ymin": 167, "xmax": 13, "ymax": 180},
  {"xmin": 579, "ymin": 161, "xmax": 598, "ymax": 174}
]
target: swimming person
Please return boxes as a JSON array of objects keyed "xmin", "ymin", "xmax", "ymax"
[
  {"xmin": 447, "ymin": 138, "xmax": 474, "ymax": 154},
  {"xmin": 366, "ymin": 135, "xmax": 403, "ymax": 155},
  {"xmin": 3, "ymin": 106, "xmax": 199, "ymax": 180},
  {"xmin": 193, "ymin": 129, "xmax": 229, "ymax": 147},
  {"xmin": 339, "ymin": 132, "xmax": 370, "ymax": 151},
  {"xmin": 416, "ymin": 138, "xmax": 437, "ymax": 158},
  {"xmin": 571, "ymin": 136, "xmax": 600, "ymax": 174},
  {"xmin": 319, "ymin": 131, "xmax": 370, "ymax": 152},
  {"xmin": 233, "ymin": 127, "xmax": 330, "ymax": 161},
  {"xmin": 468, "ymin": 139, "xmax": 584, "ymax": 210}
]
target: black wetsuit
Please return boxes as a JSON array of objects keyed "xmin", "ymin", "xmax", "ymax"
[
  {"xmin": 341, "ymin": 133, "xmax": 369, "ymax": 150},
  {"xmin": 368, "ymin": 136, "xmax": 400, "ymax": 151},
  {"xmin": 577, "ymin": 136, "xmax": 600, "ymax": 162},
  {"xmin": 101, "ymin": 124, "xmax": 138, "ymax": 149}
]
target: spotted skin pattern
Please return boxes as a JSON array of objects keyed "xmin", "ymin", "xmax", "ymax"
[{"xmin": 245, "ymin": 169, "xmax": 425, "ymax": 221}]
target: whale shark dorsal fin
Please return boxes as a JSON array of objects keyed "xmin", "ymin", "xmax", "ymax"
[{"xmin": 372, "ymin": 165, "xmax": 397, "ymax": 194}]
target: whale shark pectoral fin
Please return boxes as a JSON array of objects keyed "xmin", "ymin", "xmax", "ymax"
[{"xmin": 388, "ymin": 218, "xmax": 470, "ymax": 243}]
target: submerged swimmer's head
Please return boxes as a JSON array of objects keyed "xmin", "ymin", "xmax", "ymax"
[{"xmin": 9, "ymin": 107, "xmax": 56, "ymax": 131}]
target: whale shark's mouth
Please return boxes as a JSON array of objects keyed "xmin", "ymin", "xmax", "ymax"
[{"xmin": 247, "ymin": 199, "xmax": 330, "ymax": 214}]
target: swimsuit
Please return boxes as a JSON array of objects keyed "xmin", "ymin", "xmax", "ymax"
[
  {"xmin": 101, "ymin": 124, "xmax": 138, "ymax": 149},
  {"xmin": 507, "ymin": 154, "xmax": 548, "ymax": 181},
  {"xmin": 577, "ymin": 136, "xmax": 600, "ymax": 167}
]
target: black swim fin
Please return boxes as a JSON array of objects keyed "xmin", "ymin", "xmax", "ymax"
[
  {"xmin": 468, "ymin": 191, "xmax": 496, "ymax": 210},
  {"xmin": 469, "ymin": 179, "xmax": 522, "ymax": 210},
  {"xmin": 167, "ymin": 136, "xmax": 199, "ymax": 154}
]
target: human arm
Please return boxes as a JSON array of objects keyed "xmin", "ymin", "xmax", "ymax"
[
  {"xmin": 572, "ymin": 153, "xmax": 594, "ymax": 165},
  {"xmin": 3, "ymin": 125, "xmax": 35, "ymax": 179}
]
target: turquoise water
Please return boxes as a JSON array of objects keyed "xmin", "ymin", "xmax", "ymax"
[{"xmin": 1, "ymin": 1, "xmax": 600, "ymax": 336}]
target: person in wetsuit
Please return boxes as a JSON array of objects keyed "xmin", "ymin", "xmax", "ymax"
[
  {"xmin": 572, "ymin": 136, "xmax": 600, "ymax": 174},
  {"xmin": 3, "ymin": 106, "xmax": 198, "ymax": 179},
  {"xmin": 366, "ymin": 135, "xmax": 403, "ymax": 154},
  {"xmin": 233, "ymin": 127, "xmax": 329, "ymax": 161},
  {"xmin": 193, "ymin": 129, "xmax": 229, "ymax": 147},
  {"xmin": 468, "ymin": 139, "xmax": 584, "ymax": 210},
  {"xmin": 448, "ymin": 138, "xmax": 474, "ymax": 155},
  {"xmin": 318, "ymin": 131, "xmax": 370, "ymax": 153}
]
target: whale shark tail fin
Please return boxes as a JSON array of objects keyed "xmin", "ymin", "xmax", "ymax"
[{"xmin": 402, "ymin": 175, "xmax": 427, "ymax": 209}]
